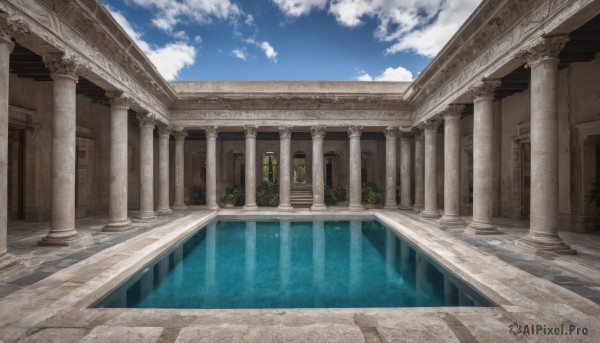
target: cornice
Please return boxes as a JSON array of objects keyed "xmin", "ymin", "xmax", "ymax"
[{"xmin": 407, "ymin": 0, "xmax": 542, "ymax": 105}]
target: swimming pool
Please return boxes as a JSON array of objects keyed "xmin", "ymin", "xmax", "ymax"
[{"xmin": 95, "ymin": 219, "xmax": 493, "ymax": 309}]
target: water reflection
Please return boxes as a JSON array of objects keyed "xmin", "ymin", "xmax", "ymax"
[{"xmin": 96, "ymin": 220, "xmax": 492, "ymax": 309}]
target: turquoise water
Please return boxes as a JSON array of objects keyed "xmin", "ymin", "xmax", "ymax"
[{"xmin": 95, "ymin": 220, "xmax": 493, "ymax": 309}]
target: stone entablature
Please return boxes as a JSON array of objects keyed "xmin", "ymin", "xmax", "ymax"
[
  {"xmin": 1, "ymin": 0, "xmax": 173, "ymax": 123},
  {"xmin": 170, "ymin": 110, "xmax": 410, "ymax": 128},
  {"xmin": 409, "ymin": 0, "xmax": 596, "ymax": 125}
]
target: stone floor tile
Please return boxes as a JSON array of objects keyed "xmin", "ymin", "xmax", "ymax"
[
  {"xmin": 17, "ymin": 327, "xmax": 90, "ymax": 343},
  {"xmin": 80, "ymin": 326, "xmax": 163, "ymax": 343}
]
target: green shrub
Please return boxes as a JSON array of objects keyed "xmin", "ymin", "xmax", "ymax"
[
  {"xmin": 325, "ymin": 185, "xmax": 347, "ymax": 205},
  {"xmin": 256, "ymin": 181, "xmax": 279, "ymax": 207},
  {"xmin": 362, "ymin": 181, "xmax": 384, "ymax": 205},
  {"xmin": 586, "ymin": 181, "xmax": 600, "ymax": 208},
  {"xmin": 222, "ymin": 186, "xmax": 244, "ymax": 206},
  {"xmin": 189, "ymin": 186, "xmax": 206, "ymax": 205}
]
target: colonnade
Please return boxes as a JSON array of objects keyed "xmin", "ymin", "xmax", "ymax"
[{"xmin": 0, "ymin": 30, "xmax": 574, "ymax": 255}]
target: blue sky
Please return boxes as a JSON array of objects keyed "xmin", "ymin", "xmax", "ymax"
[{"xmin": 102, "ymin": 0, "xmax": 481, "ymax": 81}]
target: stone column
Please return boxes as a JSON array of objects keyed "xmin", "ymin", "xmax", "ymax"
[
  {"xmin": 438, "ymin": 105, "xmax": 466, "ymax": 226},
  {"xmin": 413, "ymin": 129, "xmax": 425, "ymax": 212},
  {"xmin": 39, "ymin": 55, "xmax": 83, "ymax": 246},
  {"xmin": 311, "ymin": 125, "xmax": 327, "ymax": 211},
  {"xmin": 466, "ymin": 82, "xmax": 501, "ymax": 234},
  {"xmin": 420, "ymin": 120, "xmax": 441, "ymax": 219},
  {"xmin": 278, "ymin": 126, "xmax": 293, "ymax": 210},
  {"xmin": 399, "ymin": 132, "xmax": 413, "ymax": 210},
  {"xmin": 204, "ymin": 126, "xmax": 219, "ymax": 210},
  {"xmin": 383, "ymin": 127, "xmax": 398, "ymax": 209},
  {"xmin": 172, "ymin": 129, "xmax": 187, "ymax": 210},
  {"xmin": 136, "ymin": 113, "xmax": 156, "ymax": 220},
  {"xmin": 103, "ymin": 92, "xmax": 134, "ymax": 231},
  {"xmin": 516, "ymin": 36, "xmax": 575, "ymax": 254},
  {"xmin": 0, "ymin": 22, "xmax": 22, "ymax": 265},
  {"xmin": 348, "ymin": 126, "xmax": 363, "ymax": 211},
  {"xmin": 156, "ymin": 125, "xmax": 173, "ymax": 215},
  {"xmin": 243, "ymin": 124, "xmax": 258, "ymax": 210}
]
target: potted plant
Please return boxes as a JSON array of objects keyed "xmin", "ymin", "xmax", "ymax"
[
  {"xmin": 325, "ymin": 185, "xmax": 347, "ymax": 205},
  {"xmin": 362, "ymin": 181, "xmax": 384, "ymax": 209},
  {"xmin": 221, "ymin": 186, "xmax": 243, "ymax": 208},
  {"xmin": 256, "ymin": 181, "xmax": 279, "ymax": 207},
  {"xmin": 188, "ymin": 186, "xmax": 206, "ymax": 205},
  {"xmin": 586, "ymin": 181, "xmax": 600, "ymax": 208}
]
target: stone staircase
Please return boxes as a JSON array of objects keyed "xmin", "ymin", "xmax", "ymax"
[{"xmin": 290, "ymin": 188, "xmax": 313, "ymax": 208}]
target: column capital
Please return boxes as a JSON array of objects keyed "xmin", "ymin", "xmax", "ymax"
[
  {"xmin": 106, "ymin": 92, "xmax": 134, "ymax": 109},
  {"xmin": 158, "ymin": 125, "xmax": 173, "ymax": 137},
  {"xmin": 204, "ymin": 126, "xmax": 219, "ymax": 138},
  {"xmin": 468, "ymin": 81, "xmax": 501, "ymax": 101},
  {"xmin": 439, "ymin": 104, "xmax": 465, "ymax": 119},
  {"xmin": 412, "ymin": 127, "xmax": 423, "ymax": 139},
  {"xmin": 0, "ymin": 12, "xmax": 29, "ymax": 46},
  {"xmin": 383, "ymin": 126, "xmax": 398, "ymax": 138},
  {"xmin": 43, "ymin": 54, "xmax": 86, "ymax": 80},
  {"xmin": 173, "ymin": 128, "xmax": 188, "ymax": 140},
  {"xmin": 423, "ymin": 120, "xmax": 441, "ymax": 133},
  {"xmin": 347, "ymin": 126, "xmax": 363, "ymax": 138},
  {"xmin": 517, "ymin": 35, "xmax": 569, "ymax": 67},
  {"xmin": 311, "ymin": 125, "xmax": 326, "ymax": 138},
  {"xmin": 399, "ymin": 131, "xmax": 414, "ymax": 140},
  {"xmin": 136, "ymin": 112, "xmax": 157, "ymax": 128},
  {"xmin": 278, "ymin": 126, "xmax": 293, "ymax": 139},
  {"xmin": 244, "ymin": 124, "xmax": 258, "ymax": 138}
]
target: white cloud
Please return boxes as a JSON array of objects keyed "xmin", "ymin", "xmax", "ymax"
[
  {"xmin": 274, "ymin": 0, "xmax": 481, "ymax": 58},
  {"xmin": 272, "ymin": 0, "xmax": 328, "ymax": 17},
  {"xmin": 108, "ymin": 7, "xmax": 196, "ymax": 81},
  {"xmin": 356, "ymin": 66, "xmax": 413, "ymax": 82},
  {"xmin": 128, "ymin": 0, "xmax": 241, "ymax": 32},
  {"xmin": 260, "ymin": 41, "xmax": 278, "ymax": 62},
  {"xmin": 232, "ymin": 48, "xmax": 247, "ymax": 61}
]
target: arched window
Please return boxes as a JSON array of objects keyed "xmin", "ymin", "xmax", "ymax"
[
  {"xmin": 262, "ymin": 152, "xmax": 278, "ymax": 183},
  {"xmin": 293, "ymin": 151, "xmax": 306, "ymax": 184}
]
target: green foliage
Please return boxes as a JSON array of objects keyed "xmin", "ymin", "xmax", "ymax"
[
  {"xmin": 362, "ymin": 181, "xmax": 384, "ymax": 205},
  {"xmin": 586, "ymin": 181, "xmax": 600, "ymax": 207},
  {"xmin": 222, "ymin": 186, "xmax": 244, "ymax": 206},
  {"xmin": 325, "ymin": 185, "xmax": 347, "ymax": 205},
  {"xmin": 293, "ymin": 159, "xmax": 306, "ymax": 183},
  {"xmin": 256, "ymin": 181, "xmax": 279, "ymax": 207},
  {"xmin": 189, "ymin": 186, "xmax": 206, "ymax": 205}
]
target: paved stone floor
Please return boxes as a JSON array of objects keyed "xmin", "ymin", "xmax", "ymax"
[
  {"xmin": 0, "ymin": 209, "xmax": 598, "ymax": 342},
  {"xmin": 401, "ymin": 211, "xmax": 600, "ymax": 305},
  {"xmin": 0, "ymin": 212, "xmax": 186, "ymax": 299}
]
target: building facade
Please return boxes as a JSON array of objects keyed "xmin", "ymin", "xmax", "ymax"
[{"xmin": 1, "ymin": 0, "xmax": 600, "ymax": 269}]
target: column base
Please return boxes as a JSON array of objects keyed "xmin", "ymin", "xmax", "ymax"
[
  {"xmin": 311, "ymin": 204, "xmax": 327, "ymax": 211},
  {"xmin": 171, "ymin": 204, "xmax": 188, "ymax": 211},
  {"xmin": 515, "ymin": 232, "xmax": 576, "ymax": 255},
  {"xmin": 465, "ymin": 221, "xmax": 501, "ymax": 235},
  {"xmin": 420, "ymin": 210, "xmax": 440, "ymax": 219},
  {"xmin": 278, "ymin": 204, "xmax": 293, "ymax": 211},
  {"xmin": 243, "ymin": 205, "xmax": 258, "ymax": 210},
  {"xmin": 156, "ymin": 208, "xmax": 174, "ymax": 216},
  {"xmin": 348, "ymin": 204, "xmax": 364, "ymax": 211},
  {"xmin": 437, "ymin": 215, "xmax": 466, "ymax": 227},
  {"xmin": 399, "ymin": 204, "xmax": 413, "ymax": 210},
  {"xmin": 413, "ymin": 205, "xmax": 424, "ymax": 213},
  {"xmin": 102, "ymin": 218, "xmax": 133, "ymax": 232},
  {"xmin": 207, "ymin": 204, "xmax": 220, "ymax": 211},
  {"xmin": 134, "ymin": 212, "xmax": 156, "ymax": 222},
  {"xmin": 38, "ymin": 229, "xmax": 80, "ymax": 247},
  {"xmin": 383, "ymin": 203, "xmax": 398, "ymax": 210},
  {"xmin": 0, "ymin": 253, "xmax": 20, "ymax": 274}
]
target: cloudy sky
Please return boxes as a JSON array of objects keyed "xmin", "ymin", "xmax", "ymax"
[{"xmin": 102, "ymin": 0, "xmax": 482, "ymax": 81}]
